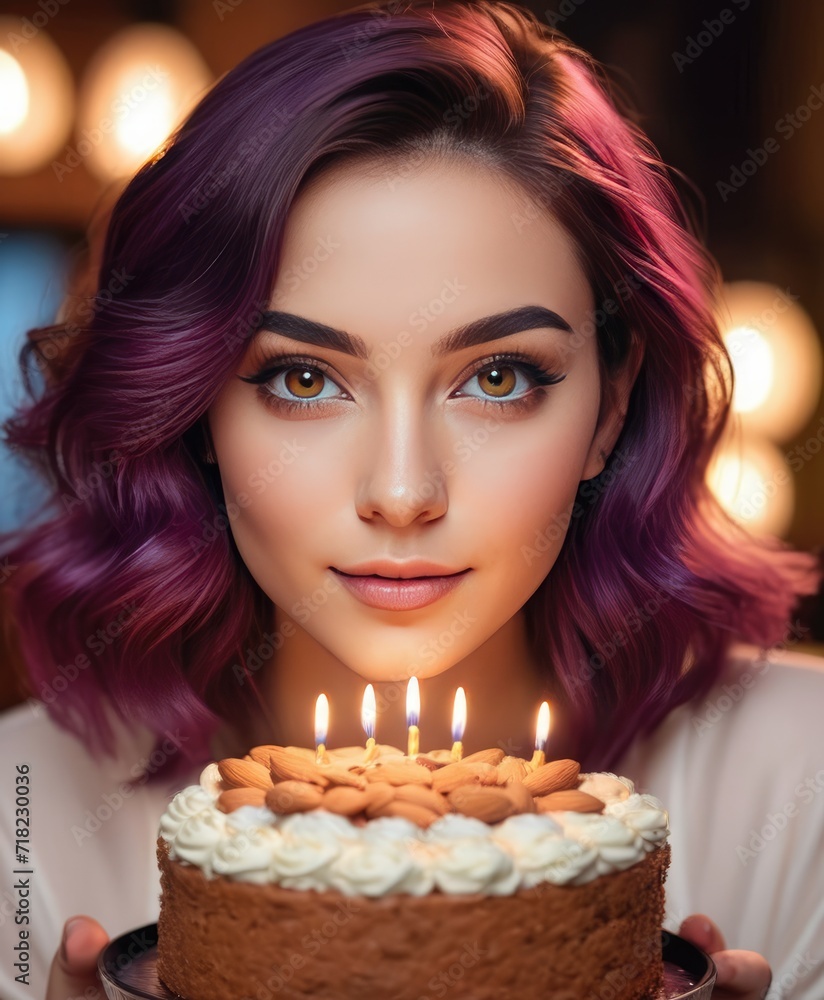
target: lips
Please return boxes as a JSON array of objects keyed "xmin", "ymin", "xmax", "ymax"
[
  {"xmin": 330, "ymin": 567, "xmax": 471, "ymax": 611},
  {"xmin": 332, "ymin": 561, "xmax": 469, "ymax": 579}
]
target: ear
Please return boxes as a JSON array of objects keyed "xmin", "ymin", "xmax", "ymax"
[{"xmin": 580, "ymin": 342, "xmax": 644, "ymax": 482}]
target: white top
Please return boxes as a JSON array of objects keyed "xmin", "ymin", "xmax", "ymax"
[{"xmin": 1, "ymin": 640, "xmax": 822, "ymax": 999}]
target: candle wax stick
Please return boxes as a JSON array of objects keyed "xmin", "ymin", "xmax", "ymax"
[
  {"xmin": 315, "ymin": 742, "xmax": 328, "ymax": 765},
  {"xmin": 450, "ymin": 740, "xmax": 463, "ymax": 762},
  {"xmin": 363, "ymin": 736, "xmax": 378, "ymax": 763},
  {"xmin": 528, "ymin": 748, "xmax": 545, "ymax": 770},
  {"xmin": 407, "ymin": 724, "xmax": 419, "ymax": 758}
]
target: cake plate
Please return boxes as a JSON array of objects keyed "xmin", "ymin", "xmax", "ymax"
[{"xmin": 98, "ymin": 923, "xmax": 716, "ymax": 1000}]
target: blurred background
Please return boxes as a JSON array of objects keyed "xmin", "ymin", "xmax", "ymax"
[{"xmin": 1, "ymin": 0, "xmax": 822, "ymax": 709}]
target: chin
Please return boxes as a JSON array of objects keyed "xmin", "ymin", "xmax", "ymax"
[{"xmin": 333, "ymin": 647, "xmax": 467, "ymax": 685}]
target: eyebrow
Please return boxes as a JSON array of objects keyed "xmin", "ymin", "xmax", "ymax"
[{"xmin": 255, "ymin": 305, "xmax": 573, "ymax": 359}]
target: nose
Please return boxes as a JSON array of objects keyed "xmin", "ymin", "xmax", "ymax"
[{"xmin": 354, "ymin": 401, "xmax": 448, "ymax": 527}]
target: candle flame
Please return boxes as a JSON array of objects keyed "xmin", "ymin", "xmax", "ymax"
[
  {"xmin": 451, "ymin": 686, "xmax": 467, "ymax": 743},
  {"xmin": 535, "ymin": 701, "xmax": 550, "ymax": 753},
  {"xmin": 406, "ymin": 676, "xmax": 420, "ymax": 728},
  {"xmin": 361, "ymin": 683, "xmax": 376, "ymax": 740},
  {"xmin": 314, "ymin": 693, "xmax": 329, "ymax": 747}
]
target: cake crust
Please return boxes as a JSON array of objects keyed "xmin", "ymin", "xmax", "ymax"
[{"xmin": 157, "ymin": 837, "xmax": 670, "ymax": 1000}]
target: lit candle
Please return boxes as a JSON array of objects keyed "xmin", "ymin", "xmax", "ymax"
[
  {"xmin": 529, "ymin": 701, "xmax": 550, "ymax": 769},
  {"xmin": 362, "ymin": 683, "xmax": 378, "ymax": 763},
  {"xmin": 450, "ymin": 687, "xmax": 466, "ymax": 761},
  {"xmin": 315, "ymin": 693, "xmax": 329, "ymax": 764},
  {"xmin": 406, "ymin": 676, "xmax": 420, "ymax": 758}
]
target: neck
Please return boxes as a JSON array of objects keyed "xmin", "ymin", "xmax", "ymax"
[{"xmin": 244, "ymin": 605, "xmax": 549, "ymax": 758}]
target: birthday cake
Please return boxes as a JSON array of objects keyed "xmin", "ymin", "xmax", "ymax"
[{"xmin": 155, "ymin": 742, "xmax": 670, "ymax": 1000}]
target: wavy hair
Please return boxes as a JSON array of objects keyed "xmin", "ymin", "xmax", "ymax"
[{"xmin": 2, "ymin": 0, "xmax": 820, "ymax": 782}]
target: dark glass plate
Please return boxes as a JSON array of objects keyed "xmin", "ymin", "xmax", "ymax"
[{"xmin": 98, "ymin": 924, "xmax": 716, "ymax": 999}]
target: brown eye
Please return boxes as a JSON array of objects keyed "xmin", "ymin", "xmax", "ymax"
[
  {"xmin": 284, "ymin": 367, "xmax": 325, "ymax": 398},
  {"xmin": 477, "ymin": 365, "xmax": 517, "ymax": 398}
]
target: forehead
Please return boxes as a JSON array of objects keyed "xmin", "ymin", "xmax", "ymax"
[{"xmin": 270, "ymin": 157, "xmax": 594, "ymax": 344}]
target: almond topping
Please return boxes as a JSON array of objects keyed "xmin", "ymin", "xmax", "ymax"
[
  {"xmin": 365, "ymin": 762, "xmax": 433, "ymax": 787},
  {"xmin": 369, "ymin": 800, "xmax": 439, "ymax": 828},
  {"xmin": 503, "ymin": 780, "xmax": 537, "ymax": 814},
  {"xmin": 269, "ymin": 747, "xmax": 330, "ymax": 787},
  {"xmin": 535, "ymin": 790, "xmax": 605, "ymax": 814},
  {"xmin": 265, "ymin": 780, "xmax": 325, "ymax": 814},
  {"xmin": 217, "ymin": 758, "xmax": 274, "ymax": 792},
  {"xmin": 394, "ymin": 784, "xmax": 450, "ymax": 815},
  {"xmin": 522, "ymin": 759, "xmax": 581, "ymax": 796},
  {"xmin": 216, "ymin": 787, "xmax": 267, "ymax": 813},
  {"xmin": 246, "ymin": 745, "xmax": 281, "ymax": 767},
  {"xmin": 430, "ymin": 761, "xmax": 498, "ymax": 792},
  {"xmin": 320, "ymin": 786, "xmax": 372, "ymax": 816},
  {"xmin": 319, "ymin": 766, "xmax": 368, "ymax": 790},
  {"xmin": 363, "ymin": 782, "xmax": 397, "ymax": 813},
  {"xmin": 497, "ymin": 756, "xmax": 529, "ymax": 785},
  {"xmin": 461, "ymin": 748, "xmax": 505, "ymax": 766},
  {"xmin": 447, "ymin": 786, "xmax": 515, "ymax": 824}
]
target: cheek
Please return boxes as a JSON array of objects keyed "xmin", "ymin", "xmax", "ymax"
[
  {"xmin": 455, "ymin": 406, "xmax": 596, "ymax": 561},
  {"xmin": 209, "ymin": 396, "xmax": 354, "ymax": 581}
]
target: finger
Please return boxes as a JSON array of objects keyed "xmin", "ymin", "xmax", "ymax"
[
  {"xmin": 46, "ymin": 915, "xmax": 109, "ymax": 1000},
  {"xmin": 679, "ymin": 913, "xmax": 727, "ymax": 954},
  {"xmin": 712, "ymin": 949, "xmax": 772, "ymax": 998}
]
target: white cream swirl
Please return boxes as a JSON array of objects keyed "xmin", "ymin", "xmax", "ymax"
[
  {"xmin": 158, "ymin": 785, "xmax": 215, "ymax": 840},
  {"xmin": 170, "ymin": 809, "xmax": 226, "ymax": 877},
  {"xmin": 158, "ymin": 770, "xmax": 668, "ymax": 895},
  {"xmin": 431, "ymin": 838, "xmax": 520, "ymax": 895},
  {"xmin": 605, "ymin": 793, "xmax": 669, "ymax": 850}
]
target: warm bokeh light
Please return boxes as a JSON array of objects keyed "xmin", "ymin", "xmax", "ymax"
[
  {"xmin": 707, "ymin": 435, "xmax": 795, "ymax": 537},
  {"xmin": 724, "ymin": 325, "xmax": 774, "ymax": 413},
  {"xmin": 717, "ymin": 281, "xmax": 822, "ymax": 441},
  {"xmin": 0, "ymin": 50, "xmax": 29, "ymax": 133},
  {"xmin": 0, "ymin": 21, "xmax": 74, "ymax": 174},
  {"xmin": 76, "ymin": 22, "xmax": 212, "ymax": 182}
]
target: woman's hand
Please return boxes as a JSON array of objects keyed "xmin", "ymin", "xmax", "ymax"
[
  {"xmin": 45, "ymin": 915, "xmax": 109, "ymax": 1000},
  {"xmin": 680, "ymin": 914, "xmax": 771, "ymax": 999}
]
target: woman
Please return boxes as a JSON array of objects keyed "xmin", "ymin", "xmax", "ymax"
[{"xmin": 1, "ymin": 1, "xmax": 821, "ymax": 997}]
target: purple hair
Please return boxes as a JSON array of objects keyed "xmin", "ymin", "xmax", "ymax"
[{"xmin": 3, "ymin": 0, "xmax": 820, "ymax": 781}]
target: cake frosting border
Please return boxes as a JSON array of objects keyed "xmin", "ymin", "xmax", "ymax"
[{"xmin": 158, "ymin": 770, "xmax": 669, "ymax": 896}]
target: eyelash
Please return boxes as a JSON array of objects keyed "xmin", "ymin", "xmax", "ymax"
[{"xmin": 239, "ymin": 350, "xmax": 567, "ymax": 416}]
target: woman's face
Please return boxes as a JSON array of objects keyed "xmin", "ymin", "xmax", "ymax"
[{"xmin": 208, "ymin": 157, "xmax": 614, "ymax": 683}]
